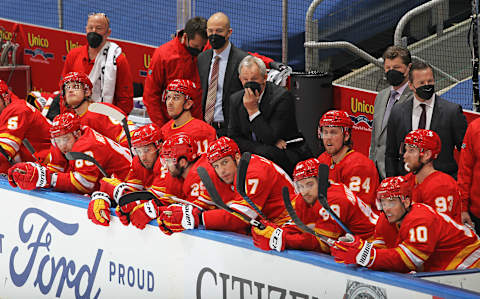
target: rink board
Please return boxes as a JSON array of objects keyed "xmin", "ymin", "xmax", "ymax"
[{"xmin": 0, "ymin": 179, "xmax": 479, "ymax": 299}]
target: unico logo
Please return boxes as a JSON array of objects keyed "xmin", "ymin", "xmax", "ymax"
[
  {"xmin": 350, "ymin": 97, "xmax": 374, "ymax": 115},
  {"xmin": 27, "ymin": 33, "xmax": 49, "ymax": 48}
]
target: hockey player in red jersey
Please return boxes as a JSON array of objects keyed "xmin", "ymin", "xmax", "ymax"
[
  {"xmin": 317, "ymin": 110, "xmax": 379, "ymax": 209},
  {"xmin": 126, "ymin": 133, "xmax": 233, "ymax": 232},
  {"xmin": 87, "ymin": 123, "xmax": 182, "ymax": 227},
  {"xmin": 160, "ymin": 79, "xmax": 216, "ymax": 155},
  {"xmin": 60, "ymin": 72, "xmax": 132, "ymax": 147},
  {"xmin": 331, "ymin": 176, "xmax": 480, "ymax": 272},
  {"xmin": 158, "ymin": 136, "xmax": 293, "ymax": 235},
  {"xmin": 0, "ymin": 80, "xmax": 51, "ymax": 173},
  {"xmin": 251, "ymin": 158, "xmax": 378, "ymax": 253},
  {"xmin": 402, "ymin": 129, "xmax": 461, "ymax": 222},
  {"xmin": 8, "ymin": 112, "xmax": 132, "ymax": 194}
]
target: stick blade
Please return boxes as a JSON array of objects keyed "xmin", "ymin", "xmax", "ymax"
[
  {"xmin": 281, "ymin": 186, "xmax": 332, "ymax": 244},
  {"xmin": 317, "ymin": 163, "xmax": 330, "ymax": 207},
  {"xmin": 88, "ymin": 103, "xmax": 126, "ymax": 122},
  {"xmin": 236, "ymin": 152, "xmax": 251, "ymax": 196},
  {"xmin": 119, "ymin": 191, "xmax": 156, "ymax": 207}
]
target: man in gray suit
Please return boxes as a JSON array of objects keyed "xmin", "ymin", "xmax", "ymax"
[
  {"xmin": 369, "ymin": 46, "xmax": 412, "ymax": 180},
  {"xmin": 198, "ymin": 12, "xmax": 248, "ymax": 137},
  {"xmin": 385, "ymin": 61, "xmax": 467, "ymax": 179}
]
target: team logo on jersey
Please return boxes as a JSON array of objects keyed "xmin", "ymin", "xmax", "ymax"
[
  {"xmin": 24, "ymin": 48, "xmax": 55, "ymax": 64},
  {"xmin": 349, "ymin": 115, "xmax": 373, "ymax": 128}
]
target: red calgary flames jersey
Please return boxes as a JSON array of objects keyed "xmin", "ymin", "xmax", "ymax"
[
  {"xmin": 228, "ymin": 154, "xmax": 294, "ymax": 224},
  {"xmin": 408, "ymin": 172, "xmax": 462, "ymax": 223},
  {"xmin": 0, "ymin": 99, "xmax": 51, "ymax": 173},
  {"xmin": 372, "ymin": 203, "xmax": 480, "ymax": 272},
  {"xmin": 161, "ymin": 118, "xmax": 216, "ymax": 155},
  {"xmin": 48, "ymin": 126, "xmax": 132, "ymax": 194},
  {"xmin": 318, "ymin": 150, "xmax": 379, "ymax": 209}
]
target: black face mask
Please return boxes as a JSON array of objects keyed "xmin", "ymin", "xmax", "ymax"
[
  {"xmin": 415, "ymin": 84, "xmax": 435, "ymax": 100},
  {"xmin": 243, "ymin": 81, "xmax": 262, "ymax": 94},
  {"xmin": 208, "ymin": 34, "xmax": 227, "ymax": 50},
  {"xmin": 186, "ymin": 45, "xmax": 202, "ymax": 57},
  {"xmin": 87, "ymin": 32, "xmax": 103, "ymax": 48},
  {"xmin": 385, "ymin": 69, "xmax": 405, "ymax": 86}
]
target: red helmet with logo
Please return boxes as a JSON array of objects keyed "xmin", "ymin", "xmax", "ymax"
[
  {"xmin": 376, "ymin": 175, "xmax": 412, "ymax": 210},
  {"xmin": 131, "ymin": 124, "xmax": 162, "ymax": 148},
  {"xmin": 293, "ymin": 158, "xmax": 320, "ymax": 181},
  {"xmin": 50, "ymin": 112, "xmax": 81, "ymax": 138},
  {"xmin": 163, "ymin": 79, "xmax": 198, "ymax": 102},
  {"xmin": 403, "ymin": 129, "xmax": 441, "ymax": 159},
  {"xmin": 161, "ymin": 133, "xmax": 198, "ymax": 163},
  {"xmin": 319, "ymin": 110, "xmax": 353, "ymax": 129},
  {"xmin": 60, "ymin": 72, "xmax": 93, "ymax": 95},
  {"xmin": 206, "ymin": 136, "xmax": 240, "ymax": 164}
]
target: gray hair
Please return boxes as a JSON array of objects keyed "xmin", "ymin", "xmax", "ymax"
[{"xmin": 238, "ymin": 55, "xmax": 267, "ymax": 77}]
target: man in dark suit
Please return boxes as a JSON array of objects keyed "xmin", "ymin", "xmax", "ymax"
[
  {"xmin": 228, "ymin": 55, "xmax": 309, "ymax": 174},
  {"xmin": 385, "ymin": 60, "xmax": 467, "ymax": 179},
  {"xmin": 369, "ymin": 46, "xmax": 412, "ymax": 180},
  {"xmin": 198, "ymin": 12, "xmax": 248, "ymax": 136}
]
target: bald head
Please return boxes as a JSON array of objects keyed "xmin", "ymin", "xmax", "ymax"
[
  {"xmin": 208, "ymin": 12, "xmax": 230, "ymax": 29},
  {"xmin": 207, "ymin": 12, "xmax": 232, "ymax": 52}
]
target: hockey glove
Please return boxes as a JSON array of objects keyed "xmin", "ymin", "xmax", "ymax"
[
  {"xmin": 251, "ymin": 219, "xmax": 286, "ymax": 252},
  {"xmin": 114, "ymin": 191, "xmax": 148, "ymax": 226},
  {"xmin": 87, "ymin": 191, "xmax": 111, "ymax": 226},
  {"xmin": 158, "ymin": 204, "xmax": 202, "ymax": 235},
  {"xmin": 130, "ymin": 199, "xmax": 166, "ymax": 230},
  {"xmin": 331, "ymin": 234, "xmax": 375, "ymax": 267},
  {"xmin": 8, "ymin": 162, "xmax": 54, "ymax": 190}
]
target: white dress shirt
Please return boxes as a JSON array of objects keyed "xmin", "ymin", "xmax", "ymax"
[
  {"xmin": 412, "ymin": 94, "xmax": 435, "ymax": 130},
  {"xmin": 208, "ymin": 42, "xmax": 231, "ymax": 122}
]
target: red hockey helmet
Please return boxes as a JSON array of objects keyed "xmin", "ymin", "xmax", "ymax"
[
  {"xmin": 293, "ymin": 158, "xmax": 320, "ymax": 181},
  {"xmin": 50, "ymin": 112, "xmax": 81, "ymax": 138},
  {"xmin": 319, "ymin": 110, "xmax": 354, "ymax": 129},
  {"xmin": 131, "ymin": 124, "xmax": 162, "ymax": 148},
  {"xmin": 376, "ymin": 175, "xmax": 412, "ymax": 210},
  {"xmin": 206, "ymin": 136, "xmax": 240, "ymax": 164},
  {"xmin": 60, "ymin": 72, "xmax": 93, "ymax": 95},
  {"xmin": 163, "ymin": 79, "xmax": 198, "ymax": 102},
  {"xmin": 403, "ymin": 129, "xmax": 441, "ymax": 159},
  {"xmin": 161, "ymin": 133, "xmax": 198, "ymax": 163}
]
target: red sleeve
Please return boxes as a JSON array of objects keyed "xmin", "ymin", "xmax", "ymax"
[
  {"xmin": 458, "ymin": 122, "xmax": 476, "ymax": 212},
  {"xmin": 113, "ymin": 54, "xmax": 133, "ymax": 115},
  {"xmin": 202, "ymin": 208, "xmax": 250, "ymax": 234},
  {"xmin": 143, "ymin": 47, "xmax": 167, "ymax": 127},
  {"xmin": 283, "ymin": 225, "xmax": 327, "ymax": 252}
]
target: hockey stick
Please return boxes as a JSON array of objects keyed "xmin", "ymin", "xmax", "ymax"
[
  {"xmin": 197, "ymin": 166, "xmax": 265, "ymax": 229},
  {"xmin": 0, "ymin": 144, "xmax": 14, "ymax": 165},
  {"xmin": 282, "ymin": 186, "xmax": 334, "ymax": 246},
  {"xmin": 316, "ymin": 163, "xmax": 352, "ymax": 234},
  {"xmin": 88, "ymin": 103, "xmax": 133, "ymax": 155},
  {"xmin": 236, "ymin": 152, "xmax": 267, "ymax": 219},
  {"xmin": 22, "ymin": 138, "xmax": 41, "ymax": 163},
  {"xmin": 118, "ymin": 190, "xmax": 204, "ymax": 211},
  {"xmin": 65, "ymin": 151, "xmax": 109, "ymax": 178}
]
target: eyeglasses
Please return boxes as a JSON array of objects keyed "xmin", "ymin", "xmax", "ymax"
[{"xmin": 88, "ymin": 12, "xmax": 110, "ymax": 27}]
